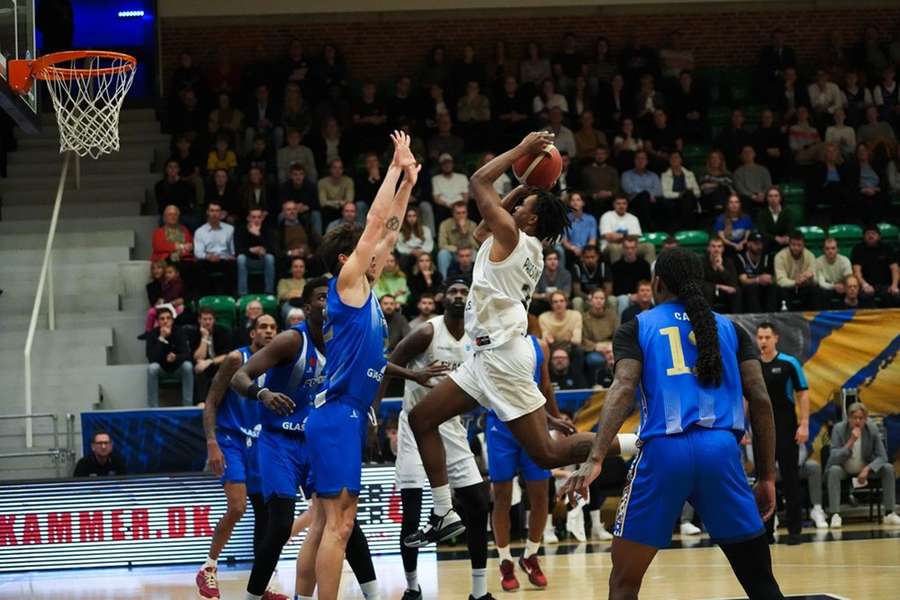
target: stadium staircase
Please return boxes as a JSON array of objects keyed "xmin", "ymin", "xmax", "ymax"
[{"xmin": 0, "ymin": 108, "xmax": 166, "ymax": 479}]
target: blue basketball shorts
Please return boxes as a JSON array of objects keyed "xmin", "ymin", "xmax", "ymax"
[
  {"xmin": 304, "ymin": 401, "xmax": 367, "ymax": 497},
  {"xmin": 217, "ymin": 428, "xmax": 261, "ymax": 495},
  {"xmin": 485, "ymin": 412, "xmax": 550, "ymax": 482},
  {"xmin": 614, "ymin": 427, "xmax": 764, "ymax": 549},
  {"xmin": 258, "ymin": 428, "xmax": 315, "ymax": 501}
]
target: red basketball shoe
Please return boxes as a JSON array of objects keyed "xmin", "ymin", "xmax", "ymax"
[
  {"xmin": 195, "ymin": 565, "xmax": 220, "ymax": 599},
  {"xmin": 518, "ymin": 554, "xmax": 548, "ymax": 588},
  {"xmin": 499, "ymin": 558, "xmax": 520, "ymax": 592}
]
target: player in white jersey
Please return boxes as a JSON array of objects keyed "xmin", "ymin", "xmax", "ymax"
[
  {"xmin": 377, "ymin": 278, "xmax": 492, "ymax": 600},
  {"xmin": 404, "ymin": 132, "xmax": 629, "ymax": 548}
]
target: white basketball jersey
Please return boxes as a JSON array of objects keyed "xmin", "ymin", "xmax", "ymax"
[
  {"xmin": 465, "ymin": 232, "xmax": 543, "ymax": 351},
  {"xmin": 402, "ymin": 316, "xmax": 473, "ymax": 413}
]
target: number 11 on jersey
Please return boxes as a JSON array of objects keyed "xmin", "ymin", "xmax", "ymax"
[{"xmin": 660, "ymin": 326, "xmax": 693, "ymax": 376}]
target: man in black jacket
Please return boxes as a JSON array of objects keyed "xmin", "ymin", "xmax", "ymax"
[
  {"xmin": 235, "ymin": 207, "xmax": 277, "ymax": 296},
  {"xmin": 74, "ymin": 430, "xmax": 127, "ymax": 477},
  {"xmin": 185, "ymin": 307, "xmax": 233, "ymax": 404},
  {"xmin": 146, "ymin": 306, "xmax": 193, "ymax": 406}
]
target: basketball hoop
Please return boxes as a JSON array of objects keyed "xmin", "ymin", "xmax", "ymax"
[{"xmin": 8, "ymin": 51, "xmax": 137, "ymax": 159}]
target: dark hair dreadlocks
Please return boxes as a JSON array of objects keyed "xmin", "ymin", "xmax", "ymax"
[
  {"xmin": 655, "ymin": 247, "xmax": 723, "ymax": 386},
  {"xmin": 528, "ymin": 187, "xmax": 570, "ymax": 243},
  {"xmin": 317, "ymin": 222, "xmax": 364, "ymax": 275}
]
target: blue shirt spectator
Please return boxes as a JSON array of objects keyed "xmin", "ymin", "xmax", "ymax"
[
  {"xmin": 621, "ymin": 152, "xmax": 663, "ymax": 200},
  {"xmin": 194, "ymin": 204, "xmax": 235, "ymax": 259},
  {"xmin": 562, "ymin": 191, "xmax": 597, "ymax": 256}
]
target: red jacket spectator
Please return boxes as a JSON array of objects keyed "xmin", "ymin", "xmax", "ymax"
[{"xmin": 152, "ymin": 205, "xmax": 195, "ymax": 263}]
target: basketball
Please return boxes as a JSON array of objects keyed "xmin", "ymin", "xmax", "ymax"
[{"xmin": 512, "ymin": 144, "xmax": 562, "ymax": 190}]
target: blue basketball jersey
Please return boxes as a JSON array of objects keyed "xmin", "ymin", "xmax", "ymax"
[
  {"xmin": 217, "ymin": 346, "xmax": 260, "ymax": 438},
  {"xmin": 632, "ymin": 302, "xmax": 745, "ymax": 440},
  {"xmin": 530, "ymin": 335, "xmax": 544, "ymax": 385},
  {"xmin": 260, "ymin": 323, "xmax": 326, "ymax": 435},
  {"xmin": 322, "ymin": 277, "xmax": 388, "ymax": 411}
]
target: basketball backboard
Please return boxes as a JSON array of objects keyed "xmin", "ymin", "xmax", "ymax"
[{"xmin": 0, "ymin": 0, "xmax": 39, "ymax": 132}]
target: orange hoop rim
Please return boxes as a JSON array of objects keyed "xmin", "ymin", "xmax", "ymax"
[{"xmin": 8, "ymin": 50, "xmax": 137, "ymax": 93}]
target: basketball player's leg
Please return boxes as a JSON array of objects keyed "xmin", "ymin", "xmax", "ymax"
[
  {"xmin": 608, "ymin": 537, "xmax": 658, "ymax": 600},
  {"xmin": 210, "ymin": 481, "xmax": 248, "ymax": 559},
  {"xmin": 503, "ymin": 407, "xmax": 614, "ymax": 469},
  {"xmin": 345, "ymin": 520, "xmax": 380, "ymax": 599},
  {"xmin": 453, "ymin": 476, "xmax": 491, "ymax": 599},
  {"xmin": 396, "ymin": 411, "xmax": 426, "ymax": 596},
  {"xmin": 719, "ymin": 536, "xmax": 784, "ymax": 600},
  {"xmin": 400, "ymin": 489, "xmax": 423, "ymax": 592},
  {"xmin": 295, "ymin": 497, "xmax": 322, "ymax": 599},
  {"xmin": 317, "ymin": 490, "xmax": 359, "ymax": 600},
  {"xmin": 485, "ymin": 414, "xmax": 525, "ymax": 589}
]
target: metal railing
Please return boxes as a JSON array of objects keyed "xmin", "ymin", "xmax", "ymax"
[
  {"xmin": 21, "ymin": 151, "xmax": 79, "ymax": 447},
  {"xmin": 0, "ymin": 413, "xmax": 76, "ymax": 477}
]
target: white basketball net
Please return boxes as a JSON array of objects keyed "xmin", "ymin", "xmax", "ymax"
[{"xmin": 42, "ymin": 55, "xmax": 136, "ymax": 159}]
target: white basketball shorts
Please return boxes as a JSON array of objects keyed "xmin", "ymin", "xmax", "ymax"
[{"xmin": 395, "ymin": 410, "xmax": 482, "ymax": 490}]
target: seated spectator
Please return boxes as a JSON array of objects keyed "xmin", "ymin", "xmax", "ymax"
[
  {"xmin": 825, "ymin": 108, "xmax": 857, "ymax": 159},
  {"xmin": 698, "ymin": 150, "xmax": 734, "ymax": 218},
  {"xmin": 155, "ymin": 159, "xmax": 196, "ymax": 221},
  {"xmin": 650, "ymin": 235, "xmax": 680, "ymax": 272},
  {"xmin": 611, "ymin": 236, "xmax": 652, "ymax": 315},
  {"xmin": 815, "ymin": 237, "xmax": 853, "ymax": 307},
  {"xmin": 844, "ymin": 142, "xmax": 889, "ymax": 224},
  {"xmin": 408, "ymin": 253, "xmax": 444, "ymax": 307},
  {"xmin": 242, "ymin": 134, "xmax": 277, "ymax": 182},
  {"xmin": 660, "ymin": 150, "xmax": 701, "ymax": 231},
  {"xmin": 889, "ymin": 154, "xmax": 900, "ymax": 194},
  {"xmin": 598, "ymin": 196, "xmax": 656, "ymax": 264},
  {"xmin": 621, "ymin": 280, "xmax": 654, "ymax": 323},
  {"xmin": 277, "ymin": 128, "xmax": 317, "ymax": 183},
  {"xmin": 715, "ymin": 108, "xmax": 754, "ymax": 170},
  {"xmin": 808, "ymin": 68, "xmax": 843, "ymax": 124},
  {"xmin": 446, "ymin": 246, "xmax": 475, "ymax": 281},
  {"xmin": 308, "ymin": 117, "xmax": 352, "ymax": 176},
  {"xmin": 533, "ymin": 78, "xmax": 569, "ymax": 118},
  {"xmin": 788, "ymin": 106, "xmax": 823, "ymax": 166},
  {"xmin": 326, "ymin": 201, "xmax": 358, "ymax": 233},
  {"xmin": 574, "ymin": 111, "xmax": 608, "ymax": 162},
  {"xmin": 703, "ymin": 237, "xmax": 742, "ymax": 313},
  {"xmin": 620, "ymin": 150, "xmax": 662, "ymax": 230},
  {"xmin": 520, "ymin": 41, "xmax": 551, "ymax": 90},
  {"xmin": 857, "ymin": 105, "xmax": 897, "ymax": 146},
  {"xmin": 851, "ymin": 224, "xmax": 900, "ymax": 307},
  {"xmin": 643, "ymin": 108, "xmax": 683, "ymax": 172},
  {"xmin": 548, "ymin": 347, "xmax": 587, "ymax": 391},
  {"xmin": 586, "ymin": 36, "xmax": 616, "ymax": 94},
  {"xmin": 277, "ymin": 257, "xmax": 307, "ymax": 322},
  {"xmin": 538, "ymin": 291, "xmax": 583, "ymax": 350},
  {"xmin": 318, "ymin": 159, "xmax": 355, "ymax": 225},
  {"xmin": 235, "ymin": 208, "xmax": 276, "ymax": 296},
  {"xmin": 750, "ymin": 187, "xmax": 793, "ymax": 259},
  {"xmin": 380, "ymin": 294, "xmax": 411, "ymax": 352},
  {"xmin": 152, "ymin": 205, "xmax": 194, "ymax": 264},
  {"xmin": 809, "ymin": 142, "xmax": 850, "ymax": 222},
  {"xmin": 206, "ymin": 169, "xmax": 240, "ymax": 224},
  {"xmin": 493, "ymin": 75, "xmax": 530, "ymax": 149},
  {"xmin": 581, "ymin": 289, "xmax": 618, "ymax": 386},
  {"xmin": 774, "ymin": 230, "xmax": 820, "ymax": 310},
  {"xmin": 544, "ymin": 106, "xmax": 576, "ymax": 158},
  {"xmin": 207, "ymin": 92, "xmax": 243, "ymax": 148},
  {"xmin": 841, "ymin": 70, "xmax": 873, "ymax": 128},
  {"xmin": 714, "ymin": 194, "xmax": 753, "ymax": 256},
  {"xmin": 825, "ymin": 402, "xmax": 900, "ymax": 528},
  {"xmin": 206, "ymin": 135, "xmax": 238, "ymax": 179},
  {"xmin": 285, "ymin": 307, "xmax": 305, "ymax": 327},
  {"xmin": 669, "ymin": 70, "xmax": 706, "ymax": 142},
  {"xmin": 387, "ymin": 75, "xmax": 417, "ymax": 130},
  {"xmin": 873, "ymin": 65, "xmax": 900, "ymax": 124},
  {"xmin": 187, "ymin": 307, "xmax": 233, "ymax": 402},
  {"xmin": 456, "ymin": 80, "xmax": 491, "ymax": 148},
  {"xmin": 275, "ymin": 200, "xmax": 313, "ymax": 272},
  {"xmin": 733, "ymin": 146, "xmax": 773, "ymax": 212},
  {"xmin": 532, "ymin": 249, "xmax": 573, "ymax": 314},
  {"xmin": 351, "ymin": 81, "xmax": 388, "ymax": 154},
  {"xmin": 612, "ymin": 117, "xmax": 643, "ymax": 172},
  {"xmin": 753, "ymin": 108, "xmax": 788, "ymax": 182},
  {"xmin": 839, "ymin": 274, "xmax": 875, "ymax": 309},
  {"xmin": 554, "ymin": 151, "xmax": 572, "ymax": 195},
  {"xmin": 427, "ymin": 113, "xmax": 465, "ymax": 164},
  {"xmin": 146, "ymin": 261, "xmax": 165, "ymax": 314},
  {"xmin": 278, "ymin": 166, "xmax": 321, "ymax": 238},
  {"xmin": 355, "ymin": 152, "xmax": 385, "ymax": 208},
  {"xmin": 580, "ymin": 145, "xmax": 620, "ymax": 216},
  {"xmin": 737, "ymin": 232, "xmax": 776, "ymax": 313},
  {"xmin": 239, "ymin": 166, "xmax": 274, "ymax": 220},
  {"xmin": 73, "ymin": 431, "xmax": 127, "ymax": 477},
  {"xmin": 233, "ymin": 300, "xmax": 264, "ymax": 348},
  {"xmin": 437, "ymin": 202, "xmax": 478, "ymax": 276},
  {"xmin": 193, "ymin": 202, "xmax": 236, "ymax": 297},
  {"xmin": 769, "ymin": 66, "xmax": 808, "ymax": 125},
  {"xmin": 409, "ymin": 293, "xmax": 438, "ymax": 328},
  {"xmin": 396, "ymin": 207, "xmax": 434, "ymax": 272},
  {"xmin": 571, "ymin": 244, "xmax": 608, "ymax": 311},
  {"xmin": 633, "ymin": 74, "xmax": 665, "ymax": 134},
  {"xmin": 146, "ymin": 306, "xmax": 193, "ymax": 407},
  {"xmin": 561, "ymin": 191, "xmax": 597, "ymax": 264},
  {"xmin": 374, "ymin": 253, "xmax": 410, "ymax": 307},
  {"xmin": 431, "ymin": 154, "xmax": 470, "ymax": 223},
  {"xmin": 281, "ymin": 83, "xmax": 313, "ymax": 140},
  {"xmin": 244, "ymin": 83, "xmax": 282, "ymax": 150},
  {"xmin": 476, "ymin": 151, "xmax": 513, "ymax": 198},
  {"xmin": 144, "ymin": 262, "xmax": 186, "ymax": 332}
]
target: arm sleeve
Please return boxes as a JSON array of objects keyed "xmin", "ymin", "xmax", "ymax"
[
  {"xmin": 785, "ymin": 355, "xmax": 809, "ymax": 391},
  {"xmin": 867, "ymin": 426, "xmax": 888, "ymax": 472},
  {"xmin": 193, "ymin": 230, "xmax": 207, "ymax": 260},
  {"xmin": 612, "ymin": 319, "xmax": 642, "ymax": 365},
  {"xmin": 734, "ymin": 323, "xmax": 759, "ymax": 362}
]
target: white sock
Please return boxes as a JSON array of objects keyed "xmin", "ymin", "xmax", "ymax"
[
  {"xmin": 524, "ymin": 538, "xmax": 541, "ymax": 558},
  {"xmin": 203, "ymin": 556, "xmax": 217, "ymax": 569},
  {"xmin": 497, "ymin": 545, "xmax": 513, "ymax": 562},
  {"xmin": 360, "ymin": 579, "xmax": 380, "ymax": 599},
  {"xmin": 590, "ymin": 509, "xmax": 603, "ymax": 531},
  {"xmin": 471, "ymin": 568, "xmax": 487, "ymax": 598},
  {"xmin": 405, "ymin": 570, "xmax": 419, "ymax": 591},
  {"xmin": 432, "ymin": 484, "xmax": 453, "ymax": 515},
  {"xmin": 245, "ymin": 594, "xmax": 262, "ymax": 600},
  {"xmin": 295, "ymin": 595, "xmax": 314, "ymax": 600},
  {"xmin": 813, "ymin": 504, "xmax": 823, "ymax": 511}
]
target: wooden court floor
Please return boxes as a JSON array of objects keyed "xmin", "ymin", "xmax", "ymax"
[{"xmin": 0, "ymin": 525, "xmax": 897, "ymax": 599}]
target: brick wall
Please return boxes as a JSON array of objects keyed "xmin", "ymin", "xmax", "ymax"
[{"xmin": 159, "ymin": 6, "xmax": 900, "ymax": 89}]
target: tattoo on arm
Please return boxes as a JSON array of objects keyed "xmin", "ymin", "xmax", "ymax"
[
  {"xmin": 386, "ymin": 216, "xmax": 400, "ymax": 231},
  {"xmin": 587, "ymin": 358, "xmax": 641, "ymax": 463},
  {"xmin": 569, "ymin": 438, "xmax": 595, "ymax": 464},
  {"xmin": 741, "ymin": 359, "xmax": 777, "ymax": 481}
]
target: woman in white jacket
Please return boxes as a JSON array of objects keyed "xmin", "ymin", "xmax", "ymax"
[{"xmin": 660, "ymin": 150, "xmax": 702, "ymax": 231}]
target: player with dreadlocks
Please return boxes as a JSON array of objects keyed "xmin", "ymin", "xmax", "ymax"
[
  {"xmin": 559, "ymin": 247, "xmax": 785, "ymax": 600},
  {"xmin": 404, "ymin": 132, "xmax": 626, "ymax": 555}
]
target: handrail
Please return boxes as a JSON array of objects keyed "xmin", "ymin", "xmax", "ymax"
[
  {"xmin": 0, "ymin": 413, "xmax": 73, "ymax": 477},
  {"xmin": 23, "ymin": 151, "xmax": 71, "ymax": 448}
]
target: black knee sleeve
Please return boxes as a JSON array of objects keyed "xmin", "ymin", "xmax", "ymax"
[
  {"xmin": 400, "ymin": 488, "xmax": 423, "ymax": 573},
  {"xmin": 720, "ymin": 534, "xmax": 785, "ymax": 600},
  {"xmin": 246, "ymin": 497, "xmax": 296, "ymax": 595},
  {"xmin": 455, "ymin": 482, "xmax": 490, "ymax": 569},
  {"xmin": 248, "ymin": 493, "xmax": 267, "ymax": 557},
  {"xmin": 346, "ymin": 519, "xmax": 377, "ymax": 585}
]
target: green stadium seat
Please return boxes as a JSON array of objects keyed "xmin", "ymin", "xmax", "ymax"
[
  {"xmin": 796, "ymin": 225, "xmax": 825, "ymax": 242},
  {"xmin": 238, "ymin": 294, "xmax": 279, "ymax": 319},
  {"xmin": 675, "ymin": 230, "xmax": 709, "ymax": 254},
  {"xmin": 781, "ymin": 181, "xmax": 805, "ymax": 205},
  {"xmin": 198, "ymin": 295, "xmax": 237, "ymax": 329},
  {"xmin": 877, "ymin": 222, "xmax": 899, "ymax": 241},
  {"xmin": 783, "ymin": 203, "xmax": 805, "ymax": 227},
  {"xmin": 827, "ymin": 224, "xmax": 863, "ymax": 247},
  {"xmin": 640, "ymin": 231, "xmax": 670, "ymax": 249}
]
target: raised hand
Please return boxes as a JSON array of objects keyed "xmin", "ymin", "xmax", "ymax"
[
  {"xmin": 390, "ymin": 130, "xmax": 417, "ymax": 169},
  {"xmin": 402, "ymin": 163, "xmax": 422, "ymax": 188},
  {"xmin": 557, "ymin": 457, "xmax": 602, "ymax": 508},
  {"xmin": 518, "ymin": 131, "xmax": 555, "ymax": 155}
]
